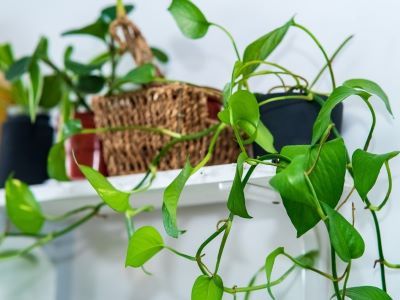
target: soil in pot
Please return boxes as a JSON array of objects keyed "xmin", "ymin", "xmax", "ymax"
[
  {"xmin": 0, "ymin": 112, "xmax": 53, "ymax": 187},
  {"xmin": 65, "ymin": 111, "xmax": 107, "ymax": 179},
  {"xmin": 253, "ymin": 92, "xmax": 343, "ymax": 156}
]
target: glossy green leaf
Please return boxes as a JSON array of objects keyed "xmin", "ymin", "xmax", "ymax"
[
  {"xmin": 89, "ymin": 51, "xmax": 111, "ymax": 65},
  {"xmin": 115, "ymin": 64, "xmax": 156, "ymax": 87},
  {"xmin": 64, "ymin": 47, "xmax": 104, "ymax": 76},
  {"xmin": 322, "ymin": 202, "xmax": 365, "ymax": 262},
  {"xmin": 28, "ymin": 59, "xmax": 43, "ymax": 121},
  {"xmin": 5, "ymin": 56, "xmax": 32, "ymax": 81},
  {"xmin": 168, "ymin": 0, "xmax": 210, "ymax": 39},
  {"xmin": 265, "ymin": 247, "xmax": 284, "ymax": 299},
  {"xmin": 5, "ymin": 177, "xmax": 45, "ymax": 234},
  {"xmin": 242, "ymin": 19, "xmax": 293, "ymax": 76},
  {"xmin": 62, "ymin": 18, "xmax": 108, "ymax": 40},
  {"xmin": 227, "ymin": 153, "xmax": 251, "ymax": 218},
  {"xmin": 63, "ymin": 119, "xmax": 83, "ymax": 139},
  {"xmin": 125, "ymin": 226, "xmax": 164, "ymax": 268},
  {"xmin": 338, "ymin": 286, "xmax": 392, "ymax": 300},
  {"xmin": 191, "ymin": 275, "xmax": 224, "ymax": 300},
  {"xmin": 0, "ymin": 43, "xmax": 14, "ymax": 71},
  {"xmin": 76, "ymin": 75, "xmax": 105, "ymax": 94},
  {"xmin": 47, "ymin": 141, "xmax": 69, "ymax": 181},
  {"xmin": 100, "ymin": 4, "xmax": 134, "ymax": 24},
  {"xmin": 271, "ymin": 138, "xmax": 346, "ymax": 237},
  {"xmin": 78, "ymin": 165, "xmax": 131, "ymax": 212},
  {"xmin": 352, "ymin": 150, "xmax": 399, "ymax": 201},
  {"xmin": 151, "ymin": 47, "xmax": 169, "ymax": 63},
  {"xmin": 163, "ymin": 160, "xmax": 193, "ymax": 238},
  {"xmin": 344, "ymin": 79, "xmax": 392, "ymax": 115},
  {"xmin": 39, "ymin": 74, "xmax": 64, "ymax": 109}
]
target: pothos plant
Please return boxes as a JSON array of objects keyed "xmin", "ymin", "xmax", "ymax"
[{"xmin": 1, "ymin": 0, "xmax": 399, "ymax": 299}]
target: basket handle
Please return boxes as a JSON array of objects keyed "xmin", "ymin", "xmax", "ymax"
[{"xmin": 109, "ymin": 15, "xmax": 163, "ymax": 77}]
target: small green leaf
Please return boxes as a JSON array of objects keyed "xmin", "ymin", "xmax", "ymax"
[
  {"xmin": 33, "ymin": 36, "xmax": 48, "ymax": 60},
  {"xmin": 339, "ymin": 286, "xmax": 392, "ymax": 300},
  {"xmin": 191, "ymin": 275, "xmax": 224, "ymax": 300},
  {"xmin": 352, "ymin": 150, "xmax": 399, "ymax": 201},
  {"xmin": 89, "ymin": 51, "xmax": 111, "ymax": 65},
  {"xmin": 254, "ymin": 121, "xmax": 276, "ymax": 153},
  {"xmin": 115, "ymin": 64, "xmax": 156, "ymax": 87},
  {"xmin": 62, "ymin": 18, "xmax": 108, "ymax": 40},
  {"xmin": 322, "ymin": 202, "xmax": 365, "ymax": 262},
  {"xmin": 5, "ymin": 177, "xmax": 45, "ymax": 234},
  {"xmin": 100, "ymin": 4, "xmax": 134, "ymax": 24},
  {"xmin": 151, "ymin": 47, "xmax": 169, "ymax": 63},
  {"xmin": 63, "ymin": 119, "xmax": 83, "ymax": 139},
  {"xmin": 79, "ymin": 165, "xmax": 131, "ymax": 212},
  {"xmin": 168, "ymin": 0, "xmax": 210, "ymax": 39},
  {"xmin": 5, "ymin": 56, "xmax": 32, "ymax": 81},
  {"xmin": 163, "ymin": 160, "xmax": 193, "ymax": 238},
  {"xmin": 242, "ymin": 18, "xmax": 293, "ymax": 76},
  {"xmin": 227, "ymin": 153, "xmax": 251, "ymax": 218},
  {"xmin": 344, "ymin": 79, "xmax": 392, "ymax": 115},
  {"xmin": 64, "ymin": 47, "xmax": 104, "ymax": 76},
  {"xmin": 0, "ymin": 43, "xmax": 14, "ymax": 71},
  {"xmin": 47, "ymin": 141, "xmax": 69, "ymax": 181},
  {"xmin": 265, "ymin": 247, "xmax": 284, "ymax": 300},
  {"xmin": 125, "ymin": 226, "xmax": 164, "ymax": 268},
  {"xmin": 76, "ymin": 75, "xmax": 105, "ymax": 94},
  {"xmin": 39, "ymin": 74, "xmax": 64, "ymax": 109},
  {"xmin": 28, "ymin": 59, "xmax": 44, "ymax": 121}
]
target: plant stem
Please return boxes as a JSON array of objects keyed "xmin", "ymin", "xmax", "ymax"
[
  {"xmin": 363, "ymin": 99, "xmax": 376, "ymax": 151},
  {"xmin": 44, "ymin": 204, "xmax": 101, "ymax": 222},
  {"xmin": 331, "ymin": 245, "xmax": 341, "ymax": 300},
  {"xmin": 294, "ymin": 23, "xmax": 336, "ymax": 89},
  {"xmin": 214, "ymin": 216, "xmax": 232, "ymax": 275},
  {"xmin": 370, "ymin": 210, "xmax": 387, "ymax": 291},
  {"xmin": 368, "ymin": 161, "xmax": 393, "ymax": 211},
  {"xmin": 304, "ymin": 174, "xmax": 328, "ymax": 220},
  {"xmin": 310, "ymin": 35, "xmax": 353, "ymax": 89},
  {"xmin": 124, "ymin": 211, "xmax": 134, "ymax": 239},
  {"xmin": 258, "ymin": 94, "xmax": 313, "ymax": 107},
  {"xmin": 341, "ymin": 261, "xmax": 352, "ymax": 300},
  {"xmin": 210, "ymin": 23, "xmax": 241, "ymax": 61},
  {"xmin": 164, "ymin": 246, "xmax": 196, "ymax": 261}
]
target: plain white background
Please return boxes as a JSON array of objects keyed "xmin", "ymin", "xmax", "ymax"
[{"xmin": 1, "ymin": 0, "xmax": 400, "ymax": 299}]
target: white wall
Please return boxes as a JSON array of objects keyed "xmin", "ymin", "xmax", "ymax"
[{"xmin": 1, "ymin": 0, "xmax": 400, "ymax": 299}]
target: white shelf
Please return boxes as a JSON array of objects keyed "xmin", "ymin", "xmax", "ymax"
[{"xmin": 0, "ymin": 164, "xmax": 281, "ymax": 214}]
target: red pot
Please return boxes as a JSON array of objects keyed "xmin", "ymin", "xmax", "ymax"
[{"xmin": 65, "ymin": 112, "xmax": 107, "ymax": 179}]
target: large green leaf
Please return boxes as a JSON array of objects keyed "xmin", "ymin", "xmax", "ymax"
[
  {"xmin": 227, "ymin": 153, "xmax": 251, "ymax": 218},
  {"xmin": 265, "ymin": 247, "xmax": 284, "ymax": 299},
  {"xmin": 271, "ymin": 138, "xmax": 346, "ymax": 237},
  {"xmin": 339, "ymin": 286, "xmax": 392, "ymax": 300},
  {"xmin": 168, "ymin": 0, "xmax": 210, "ymax": 39},
  {"xmin": 352, "ymin": 149, "xmax": 399, "ymax": 201},
  {"xmin": 344, "ymin": 79, "xmax": 392, "ymax": 115},
  {"xmin": 5, "ymin": 177, "xmax": 45, "ymax": 234},
  {"xmin": 76, "ymin": 75, "xmax": 105, "ymax": 94},
  {"xmin": 5, "ymin": 56, "xmax": 32, "ymax": 81},
  {"xmin": 125, "ymin": 226, "xmax": 164, "ymax": 268},
  {"xmin": 242, "ymin": 19, "xmax": 293, "ymax": 76},
  {"xmin": 163, "ymin": 161, "xmax": 193, "ymax": 238},
  {"xmin": 78, "ymin": 165, "xmax": 131, "ymax": 212},
  {"xmin": 322, "ymin": 202, "xmax": 365, "ymax": 262},
  {"xmin": 62, "ymin": 18, "xmax": 108, "ymax": 40},
  {"xmin": 100, "ymin": 4, "xmax": 134, "ymax": 24},
  {"xmin": 0, "ymin": 43, "xmax": 14, "ymax": 71},
  {"xmin": 47, "ymin": 141, "xmax": 69, "ymax": 181},
  {"xmin": 191, "ymin": 275, "xmax": 224, "ymax": 300},
  {"xmin": 39, "ymin": 74, "xmax": 64, "ymax": 109}
]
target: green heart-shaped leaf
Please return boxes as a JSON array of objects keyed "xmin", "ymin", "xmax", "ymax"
[
  {"xmin": 191, "ymin": 275, "xmax": 224, "ymax": 300},
  {"xmin": 125, "ymin": 226, "xmax": 164, "ymax": 268},
  {"xmin": 337, "ymin": 286, "xmax": 392, "ymax": 300},
  {"xmin": 115, "ymin": 64, "xmax": 156, "ymax": 88},
  {"xmin": 39, "ymin": 74, "xmax": 64, "ymax": 109},
  {"xmin": 47, "ymin": 141, "xmax": 69, "ymax": 181},
  {"xmin": 169, "ymin": 0, "xmax": 210, "ymax": 39},
  {"xmin": 322, "ymin": 202, "xmax": 365, "ymax": 262},
  {"xmin": 5, "ymin": 177, "xmax": 45, "ymax": 234},
  {"xmin": 62, "ymin": 19, "xmax": 108, "ymax": 41},
  {"xmin": 151, "ymin": 47, "xmax": 169, "ymax": 64}
]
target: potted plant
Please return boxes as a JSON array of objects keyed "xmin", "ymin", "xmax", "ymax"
[
  {"xmin": 1, "ymin": 1, "xmax": 398, "ymax": 299},
  {"xmin": 0, "ymin": 40, "xmax": 63, "ymax": 187}
]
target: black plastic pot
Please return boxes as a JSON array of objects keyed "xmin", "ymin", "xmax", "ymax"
[
  {"xmin": 0, "ymin": 113, "xmax": 54, "ymax": 187},
  {"xmin": 253, "ymin": 92, "xmax": 343, "ymax": 156}
]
